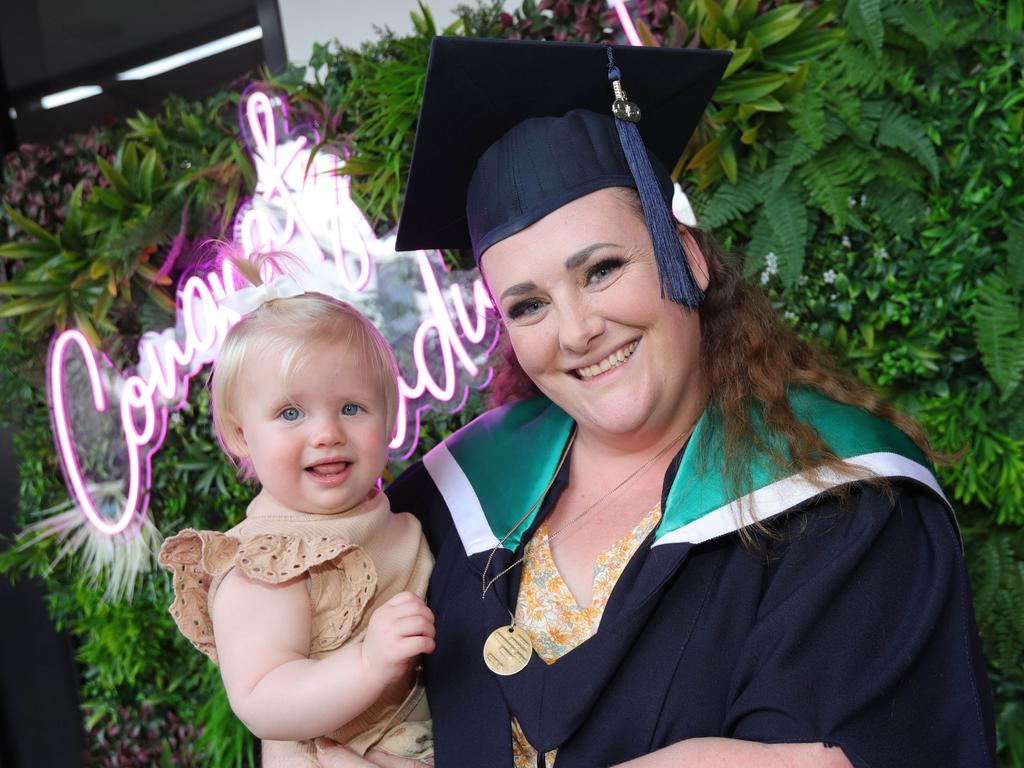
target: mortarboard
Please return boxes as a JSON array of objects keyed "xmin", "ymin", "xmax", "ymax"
[{"xmin": 395, "ymin": 37, "xmax": 730, "ymax": 307}]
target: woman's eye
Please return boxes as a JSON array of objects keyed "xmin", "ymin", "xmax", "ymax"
[
  {"xmin": 586, "ymin": 258, "xmax": 624, "ymax": 285},
  {"xmin": 507, "ymin": 298, "xmax": 544, "ymax": 320},
  {"xmin": 280, "ymin": 406, "xmax": 301, "ymax": 422},
  {"xmin": 341, "ymin": 403, "xmax": 361, "ymax": 416}
]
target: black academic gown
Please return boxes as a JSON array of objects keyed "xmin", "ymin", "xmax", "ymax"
[{"xmin": 386, "ymin": 397, "xmax": 995, "ymax": 768}]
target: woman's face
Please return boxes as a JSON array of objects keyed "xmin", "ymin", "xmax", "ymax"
[{"xmin": 480, "ymin": 187, "xmax": 708, "ymax": 448}]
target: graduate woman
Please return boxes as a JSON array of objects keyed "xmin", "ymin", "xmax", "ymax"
[{"xmin": 384, "ymin": 38, "xmax": 995, "ymax": 768}]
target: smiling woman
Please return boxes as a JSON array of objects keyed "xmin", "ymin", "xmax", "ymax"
[{"xmin": 382, "ymin": 36, "xmax": 996, "ymax": 768}]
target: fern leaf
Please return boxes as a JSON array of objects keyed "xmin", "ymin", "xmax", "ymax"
[
  {"xmin": 832, "ymin": 44, "xmax": 882, "ymax": 92},
  {"xmin": 842, "ymin": 0, "xmax": 884, "ymax": 52},
  {"xmin": 699, "ymin": 174, "xmax": 764, "ymax": 229},
  {"xmin": 748, "ymin": 188, "xmax": 809, "ymax": 284},
  {"xmin": 800, "ymin": 163, "xmax": 850, "ymax": 229},
  {"xmin": 863, "ymin": 180, "xmax": 925, "ymax": 238},
  {"xmin": 788, "ymin": 89, "xmax": 828, "ymax": 151},
  {"xmin": 767, "ymin": 138, "xmax": 815, "ymax": 193},
  {"xmin": 973, "ymin": 268, "xmax": 1024, "ymax": 397},
  {"xmin": 876, "ymin": 106, "xmax": 940, "ymax": 182},
  {"xmin": 969, "ymin": 532, "xmax": 1024, "ymax": 673},
  {"xmin": 882, "ymin": 1, "xmax": 942, "ymax": 52},
  {"xmin": 1005, "ymin": 219, "xmax": 1024, "ymax": 288}
]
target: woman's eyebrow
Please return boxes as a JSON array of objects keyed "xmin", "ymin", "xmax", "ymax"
[
  {"xmin": 564, "ymin": 242, "xmax": 621, "ymax": 270},
  {"xmin": 499, "ymin": 242, "xmax": 622, "ymax": 301},
  {"xmin": 500, "ymin": 281, "xmax": 538, "ymax": 301}
]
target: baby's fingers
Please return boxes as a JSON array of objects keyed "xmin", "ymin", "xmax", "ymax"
[
  {"xmin": 393, "ymin": 614, "xmax": 436, "ymax": 640},
  {"xmin": 395, "ymin": 634, "xmax": 436, "ymax": 656}
]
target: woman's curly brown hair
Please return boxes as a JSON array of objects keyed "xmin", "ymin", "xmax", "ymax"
[{"xmin": 487, "ymin": 198, "xmax": 940, "ymax": 523}]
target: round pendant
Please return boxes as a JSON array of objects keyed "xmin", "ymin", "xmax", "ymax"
[{"xmin": 482, "ymin": 624, "xmax": 533, "ymax": 675}]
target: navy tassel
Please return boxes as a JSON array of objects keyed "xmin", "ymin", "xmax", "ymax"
[{"xmin": 606, "ymin": 47, "xmax": 703, "ymax": 308}]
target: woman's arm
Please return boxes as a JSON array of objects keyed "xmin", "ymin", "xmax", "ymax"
[
  {"xmin": 613, "ymin": 738, "xmax": 853, "ymax": 768},
  {"xmin": 212, "ymin": 569, "xmax": 434, "ymax": 741}
]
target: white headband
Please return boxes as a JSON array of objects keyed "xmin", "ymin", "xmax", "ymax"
[{"xmin": 219, "ymin": 273, "xmax": 304, "ymax": 315}]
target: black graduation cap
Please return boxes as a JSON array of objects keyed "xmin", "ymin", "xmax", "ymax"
[{"xmin": 395, "ymin": 37, "xmax": 730, "ymax": 306}]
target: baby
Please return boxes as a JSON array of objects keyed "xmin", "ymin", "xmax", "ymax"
[{"xmin": 159, "ymin": 256, "xmax": 434, "ymax": 767}]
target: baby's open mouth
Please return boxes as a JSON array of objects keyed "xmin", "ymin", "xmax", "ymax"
[{"xmin": 306, "ymin": 461, "xmax": 349, "ymax": 477}]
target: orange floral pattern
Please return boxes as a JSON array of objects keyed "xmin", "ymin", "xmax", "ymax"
[{"xmin": 511, "ymin": 505, "xmax": 662, "ymax": 768}]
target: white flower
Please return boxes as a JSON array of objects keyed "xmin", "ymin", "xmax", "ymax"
[
  {"xmin": 874, "ymin": 246, "xmax": 889, "ymax": 260},
  {"xmin": 760, "ymin": 269, "xmax": 771, "ymax": 285},
  {"xmin": 765, "ymin": 251, "xmax": 779, "ymax": 275},
  {"xmin": 841, "ymin": 236, "xmax": 852, "ymax": 248},
  {"xmin": 847, "ymin": 196, "xmax": 857, "ymax": 209},
  {"xmin": 860, "ymin": 194, "xmax": 868, "ymax": 206},
  {"xmin": 784, "ymin": 310, "xmax": 797, "ymax": 321},
  {"xmin": 823, "ymin": 269, "xmax": 838, "ymax": 285},
  {"xmin": 798, "ymin": 275, "xmax": 809, "ymax": 286},
  {"xmin": 829, "ymin": 292, "xmax": 839, "ymax": 301}
]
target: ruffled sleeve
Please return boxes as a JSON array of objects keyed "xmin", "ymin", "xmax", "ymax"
[{"xmin": 158, "ymin": 529, "xmax": 378, "ymax": 663}]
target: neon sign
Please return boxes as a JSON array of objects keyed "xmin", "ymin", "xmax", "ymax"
[{"xmin": 48, "ymin": 89, "xmax": 497, "ymax": 536}]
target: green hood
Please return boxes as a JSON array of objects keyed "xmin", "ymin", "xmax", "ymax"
[{"xmin": 422, "ymin": 390, "xmax": 947, "ymax": 554}]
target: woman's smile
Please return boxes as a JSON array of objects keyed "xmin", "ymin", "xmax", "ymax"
[
  {"xmin": 481, "ymin": 187, "xmax": 707, "ymax": 445},
  {"xmin": 572, "ymin": 339, "xmax": 640, "ymax": 381}
]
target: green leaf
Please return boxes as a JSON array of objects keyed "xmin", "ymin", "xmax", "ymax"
[
  {"xmin": 0, "ymin": 240, "xmax": 59, "ymax": 260},
  {"xmin": 723, "ymin": 47, "xmax": 753, "ymax": 78},
  {"xmin": 139, "ymin": 150, "xmax": 159, "ymax": 203},
  {"xmin": 92, "ymin": 186, "xmax": 127, "ymax": 212},
  {"xmin": 96, "ymin": 156, "xmax": 134, "ymax": 200},
  {"xmin": 876, "ymin": 106, "xmax": 940, "ymax": 181},
  {"xmin": 973, "ymin": 269, "xmax": 1024, "ymax": 397},
  {"xmin": 718, "ymin": 139, "xmax": 739, "ymax": 183},
  {"xmin": 749, "ymin": 16, "xmax": 802, "ymax": 48},
  {"xmin": 843, "ymin": 0, "xmax": 883, "ymax": 52},
  {"xmin": 698, "ymin": 174, "xmax": 763, "ymax": 228},
  {"xmin": 714, "ymin": 71, "xmax": 788, "ymax": 103},
  {"xmin": 2, "ymin": 203, "xmax": 59, "ymax": 245},
  {"xmin": 0, "ymin": 281, "xmax": 59, "ymax": 296},
  {"xmin": 1008, "ymin": 0, "xmax": 1023, "ymax": 31},
  {"xmin": 800, "ymin": 162, "xmax": 850, "ymax": 229},
  {"xmin": 230, "ymin": 142, "xmax": 257, "ymax": 191},
  {"xmin": 0, "ymin": 295, "xmax": 58, "ymax": 318}
]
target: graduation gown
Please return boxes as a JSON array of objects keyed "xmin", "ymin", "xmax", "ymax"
[{"xmin": 386, "ymin": 391, "xmax": 995, "ymax": 768}]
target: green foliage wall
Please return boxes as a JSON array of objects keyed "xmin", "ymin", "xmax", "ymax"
[{"xmin": 1, "ymin": 0, "xmax": 1022, "ymax": 765}]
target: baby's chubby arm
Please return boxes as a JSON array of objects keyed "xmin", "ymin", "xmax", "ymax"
[{"xmin": 212, "ymin": 570, "xmax": 435, "ymax": 742}]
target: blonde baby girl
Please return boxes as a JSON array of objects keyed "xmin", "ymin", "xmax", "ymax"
[{"xmin": 158, "ymin": 257, "xmax": 434, "ymax": 767}]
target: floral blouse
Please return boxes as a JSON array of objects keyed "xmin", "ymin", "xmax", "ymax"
[{"xmin": 512, "ymin": 505, "xmax": 663, "ymax": 768}]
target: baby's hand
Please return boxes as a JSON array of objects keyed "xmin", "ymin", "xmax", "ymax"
[{"xmin": 361, "ymin": 592, "xmax": 435, "ymax": 687}]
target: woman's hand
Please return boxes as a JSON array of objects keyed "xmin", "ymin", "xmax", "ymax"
[{"xmin": 360, "ymin": 592, "xmax": 436, "ymax": 687}]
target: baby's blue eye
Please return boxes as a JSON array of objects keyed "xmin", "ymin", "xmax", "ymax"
[
  {"xmin": 341, "ymin": 403, "xmax": 361, "ymax": 416},
  {"xmin": 280, "ymin": 406, "xmax": 301, "ymax": 422}
]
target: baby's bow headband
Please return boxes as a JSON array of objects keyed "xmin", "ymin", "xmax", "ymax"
[{"xmin": 219, "ymin": 273, "xmax": 304, "ymax": 315}]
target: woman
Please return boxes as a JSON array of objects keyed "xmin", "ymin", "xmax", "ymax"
[{"xmin": 383, "ymin": 37, "xmax": 995, "ymax": 767}]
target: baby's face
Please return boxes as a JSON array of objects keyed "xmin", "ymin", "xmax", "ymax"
[{"xmin": 231, "ymin": 340, "xmax": 390, "ymax": 515}]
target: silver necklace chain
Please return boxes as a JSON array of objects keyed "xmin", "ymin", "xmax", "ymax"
[{"xmin": 480, "ymin": 422, "xmax": 695, "ymax": 604}]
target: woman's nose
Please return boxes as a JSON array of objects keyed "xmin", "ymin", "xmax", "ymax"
[{"xmin": 557, "ymin": 297, "xmax": 603, "ymax": 354}]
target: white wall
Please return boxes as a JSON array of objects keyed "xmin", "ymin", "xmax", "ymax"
[{"xmin": 277, "ymin": 0, "xmax": 478, "ymax": 64}]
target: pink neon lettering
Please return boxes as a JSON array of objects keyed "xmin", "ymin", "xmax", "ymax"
[
  {"xmin": 48, "ymin": 89, "xmax": 496, "ymax": 534},
  {"xmin": 611, "ymin": 0, "xmax": 643, "ymax": 46}
]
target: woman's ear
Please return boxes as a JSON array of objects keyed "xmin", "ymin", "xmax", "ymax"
[{"xmin": 679, "ymin": 226, "xmax": 710, "ymax": 292}]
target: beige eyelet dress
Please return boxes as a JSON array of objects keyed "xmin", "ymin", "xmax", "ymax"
[{"xmin": 158, "ymin": 490, "xmax": 434, "ymax": 766}]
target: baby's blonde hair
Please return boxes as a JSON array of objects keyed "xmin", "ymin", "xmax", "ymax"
[{"xmin": 210, "ymin": 252, "xmax": 400, "ymax": 480}]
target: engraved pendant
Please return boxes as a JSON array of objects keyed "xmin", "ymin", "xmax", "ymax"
[{"xmin": 482, "ymin": 624, "xmax": 533, "ymax": 675}]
